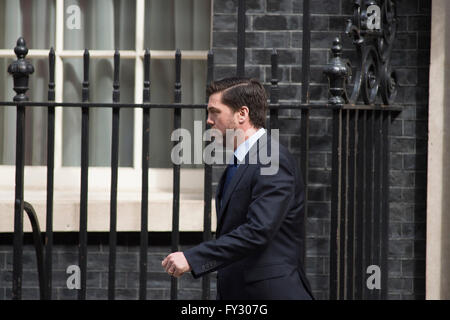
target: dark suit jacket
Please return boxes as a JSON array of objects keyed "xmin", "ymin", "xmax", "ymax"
[{"xmin": 184, "ymin": 133, "xmax": 314, "ymax": 300}]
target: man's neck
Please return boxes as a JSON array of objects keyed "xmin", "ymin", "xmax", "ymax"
[{"xmin": 233, "ymin": 126, "xmax": 260, "ymax": 151}]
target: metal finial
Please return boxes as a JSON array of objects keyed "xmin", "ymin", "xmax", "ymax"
[
  {"xmin": 14, "ymin": 37, "xmax": 28, "ymax": 59},
  {"xmin": 324, "ymin": 37, "xmax": 350, "ymax": 105},
  {"xmin": 8, "ymin": 37, "xmax": 34, "ymax": 102},
  {"xmin": 331, "ymin": 37, "xmax": 342, "ymax": 58}
]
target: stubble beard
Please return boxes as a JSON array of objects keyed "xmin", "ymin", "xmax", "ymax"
[{"xmin": 222, "ymin": 117, "xmax": 239, "ymax": 149}]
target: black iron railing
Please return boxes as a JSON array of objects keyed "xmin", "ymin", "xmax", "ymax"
[{"xmin": 2, "ymin": 0, "xmax": 401, "ymax": 300}]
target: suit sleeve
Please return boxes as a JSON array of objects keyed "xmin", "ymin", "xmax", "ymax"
[{"xmin": 183, "ymin": 153, "xmax": 295, "ymax": 278}]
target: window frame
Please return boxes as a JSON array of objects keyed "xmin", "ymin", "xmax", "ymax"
[{"xmin": 0, "ymin": 0, "xmax": 212, "ymax": 194}]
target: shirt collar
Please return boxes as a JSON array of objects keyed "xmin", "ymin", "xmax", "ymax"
[{"xmin": 232, "ymin": 128, "xmax": 266, "ymax": 164}]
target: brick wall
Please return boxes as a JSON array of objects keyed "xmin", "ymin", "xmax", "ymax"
[
  {"xmin": 211, "ymin": 0, "xmax": 430, "ymax": 300},
  {"xmin": 385, "ymin": 0, "xmax": 429, "ymax": 300},
  {"xmin": 0, "ymin": 0, "xmax": 430, "ymax": 300},
  {"xmin": 0, "ymin": 233, "xmax": 217, "ymax": 300}
]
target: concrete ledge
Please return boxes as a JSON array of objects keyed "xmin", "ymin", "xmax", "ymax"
[{"xmin": 0, "ymin": 189, "xmax": 216, "ymax": 232}]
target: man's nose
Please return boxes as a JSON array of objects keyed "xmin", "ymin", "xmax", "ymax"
[{"xmin": 207, "ymin": 117, "xmax": 214, "ymax": 126}]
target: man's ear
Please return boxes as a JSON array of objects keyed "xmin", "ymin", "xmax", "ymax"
[{"xmin": 238, "ymin": 106, "xmax": 249, "ymax": 123}]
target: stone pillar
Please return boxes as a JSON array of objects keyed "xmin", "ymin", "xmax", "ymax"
[{"xmin": 426, "ymin": 0, "xmax": 450, "ymax": 300}]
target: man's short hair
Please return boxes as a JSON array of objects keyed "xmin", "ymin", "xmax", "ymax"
[{"xmin": 207, "ymin": 77, "xmax": 267, "ymax": 129}]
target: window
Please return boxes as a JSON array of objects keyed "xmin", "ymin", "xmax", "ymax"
[{"xmin": 0, "ymin": 0, "xmax": 213, "ymax": 232}]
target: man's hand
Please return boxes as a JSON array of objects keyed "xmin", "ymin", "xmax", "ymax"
[{"xmin": 162, "ymin": 252, "xmax": 191, "ymax": 278}]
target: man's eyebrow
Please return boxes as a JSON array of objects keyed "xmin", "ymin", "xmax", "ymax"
[{"xmin": 207, "ymin": 106, "xmax": 219, "ymax": 111}]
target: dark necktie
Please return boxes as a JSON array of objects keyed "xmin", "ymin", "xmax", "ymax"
[{"xmin": 220, "ymin": 156, "xmax": 238, "ymax": 207}]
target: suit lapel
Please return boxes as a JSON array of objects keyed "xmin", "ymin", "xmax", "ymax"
[
  {"xmin": 216, "ymin": 163, "xmax": 248, "ymax": 234},
  {"xmin": 216, "ymin": 133, "xmax": 269, "ymax": 233},
  {"xmin": 215, "ymin": 169, "xmax": 226, "ymax": 220}
]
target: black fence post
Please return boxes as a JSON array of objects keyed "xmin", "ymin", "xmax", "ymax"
[
  {"xmin": 8, "ymin": 37, "xmax": 34, "ymax": 300},
  {"xmin": 380, "ymin": 112, "xmax": 390, "ymax": 299},
  {"xmin": 78, "ymin": 49, "xmax": 90, "ymax": 300},
  {"xmin": 45, "ymin": 47, "xmax": 56, "ymax": 300},
  {"xmin": 330, "ymin": 107, "xmax": 341, "ymax": 300},
  {"xmin": 23, "ymin": 202, "xmax": 46, "ymax": 299},
  {"xmin": 140, "ymin": 48, "xmax": 151, "ymax": 300},
  {"xmin": 108, "ymin": 49, "xmax": 121, "ymax": 300},
  {"xmin": 269, "ymin": 49, "xmax": 279, "ymax": 132},
  {"xmin": 236, "ymin": 0, "xmax": 246, "ymax": 77},
  {"xmin": 171, "ymin": 49, "xmax": 182, "ymax": 300},
  {"xmin": 202, "ymin": 50, "xmax": 214, "ymax": 300}
]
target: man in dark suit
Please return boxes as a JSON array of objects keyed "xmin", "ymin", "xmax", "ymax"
[{"xmin": 162, "ymin": 77, "xmax": 314, "ymax": 300}]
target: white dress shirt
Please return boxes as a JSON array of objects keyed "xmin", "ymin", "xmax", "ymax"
[{"xmin": 230, "ymin": 127, "xmax": 266, "ymax": 166}]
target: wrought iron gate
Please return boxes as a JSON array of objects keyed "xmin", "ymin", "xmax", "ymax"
[{"xmin": 2, "ymin": 0, "xmax": 401, "ymax": 300}]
